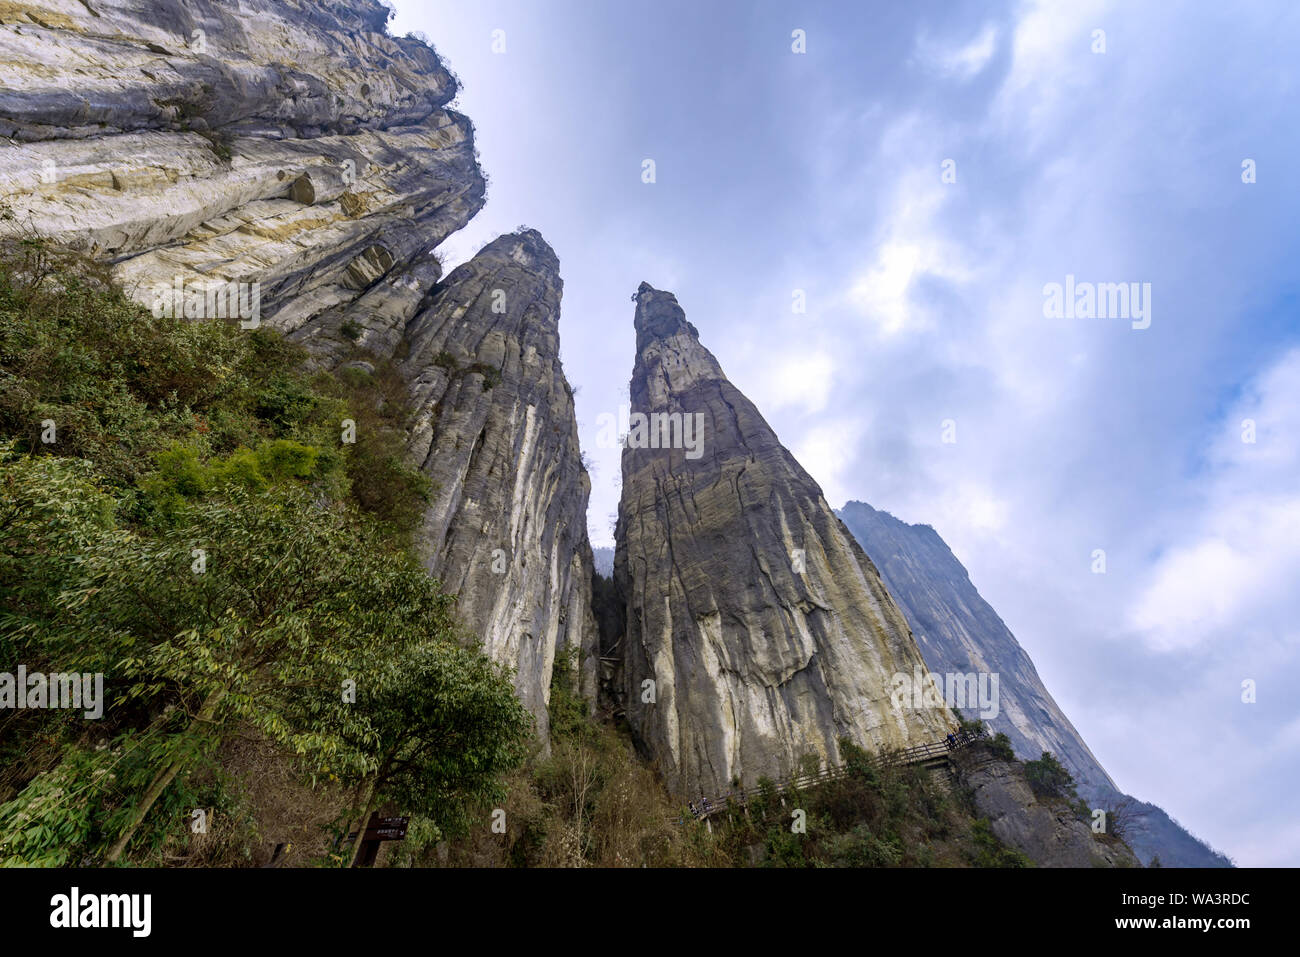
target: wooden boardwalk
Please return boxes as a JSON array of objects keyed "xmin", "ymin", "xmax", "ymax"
[{"xmin": 683, "ymin": 727, "xmax": 989, "ymax": 821}]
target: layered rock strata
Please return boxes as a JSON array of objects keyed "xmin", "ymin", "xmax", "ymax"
[{"xmin": 0, "ymin": 0, "xmax": 483, "ymax": 351}]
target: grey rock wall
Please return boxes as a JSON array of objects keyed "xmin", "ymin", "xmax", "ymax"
[{"xmin": 953, "ymin": 745, "xmax": 1138, "ymax": 867}]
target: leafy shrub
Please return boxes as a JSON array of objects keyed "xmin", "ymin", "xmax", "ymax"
[
  {"xmin": 988, "ymin": 732, "xmax": 1017, "ymax": 762},
  {"xmin": 969, "ymin": 818, "xmax": 1031, "ymax": 867},
  {"xmin": 0, "ymin": 744, "xmax": 119, "ymax": 866},
  {"xmin": 826, "ymin": 824, "xmax": 902, "ymax": 867},
  {"xmin": 467, "ymin": 362, "xmax": 502, "ymax": 391},
  {"xmin": 547, "ymin": 646, "xmax": 589, "ymax": 743},
  {"xmin": 1024, "ymin": 752, "xmax": 1077, "ymax": 801}
]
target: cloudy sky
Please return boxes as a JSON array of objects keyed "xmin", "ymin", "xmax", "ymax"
[{"xmin": 390, "ymin": 0, "xmax": 1300, "ymax": 866}]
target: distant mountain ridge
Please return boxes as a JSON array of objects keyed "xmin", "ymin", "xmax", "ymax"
[{"xmin": 838, "ymin": 500, "xmax": 1232, "ymax": 868}]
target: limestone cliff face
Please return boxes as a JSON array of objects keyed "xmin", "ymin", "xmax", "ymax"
[
  {"xmin": 0, "ymin": 0, "xmax": 483, "ymax": 348},
  {"xmin": 614, "ymin": 283, "xmax": 954, "ymax": 798},
  {"xmin": 839, "ymin": 500, "xmax": 1232, "ymax": 867},
  {"xmin": 0, "ymin": 1, "xmax": 594, "ymax": 739},
  {"xmin": 400, "ymin": 231, "xmax": 597, "ymax": 736}
]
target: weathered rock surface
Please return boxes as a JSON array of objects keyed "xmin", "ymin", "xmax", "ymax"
[
  {"xmin": 0, "ymin": 0, "xmax": 484, "ymax": 351},
  {"xmin": 840, "ymin": 500, "xmax": 1231, "ymax": 867},
  {"xmin": 400, "ymin": 230, "xmax": 597, "ymax": 737},
  {"xmin": 0, "ymin": 0, "xmax": 594, "ymax": 741},
  {"xmin": 614, "ymin": 283, "xmax": 955, "ymax": 798},
  {"xmin": 953, "ymin": 744, "xmax": 1138, "ymax": 867}
]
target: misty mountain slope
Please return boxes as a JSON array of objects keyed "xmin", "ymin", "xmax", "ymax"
[
  {"xmin": 592, "ymin": 546, "xmax": 615, "ymax": 578},
  {"xmin": 839, "ymin": 502, "xmax": 1116, "ymax": 796},
  {"xmin": 839, "ymin": 500, "xmax": 1231, "ymax": 867}
]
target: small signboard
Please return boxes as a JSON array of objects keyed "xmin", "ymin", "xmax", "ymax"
[
  {"xmin": 352, "ymin": 813, "xmax": 409, "ymax": 868},
  {"xmin": 365, "ymin": 816, "xmax": 408, "ymax": 841}
]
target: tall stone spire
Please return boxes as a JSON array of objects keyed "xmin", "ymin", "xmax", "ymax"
[
  {"xmin": 615, "ymin": 283, "xmax": 954, "ymax": 797},
  {"xmin": 401, "ymin": 230, "xmax": 597, "ymax": 739}
]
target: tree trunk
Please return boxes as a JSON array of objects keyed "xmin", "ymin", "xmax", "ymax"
[
  {"xmin": 104, "ymin": 685, "xmax": 227, "ymax": 863},
  {"xmin": 346, "ymin": 776, "xmax": 378, "ymax": 868}
]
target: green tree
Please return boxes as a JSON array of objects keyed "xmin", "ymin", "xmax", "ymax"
[
  {"xmin": 988, "ymin": 732, "xmax": 1017, "ymax": 762},
  {"xmin": 0, "ymin": 239, "xmax": 526, "ymax": 869},
  {"xmin": 35, "ymin": 484, "xmax": 459, "ymax": 861},
  {"xmin": 316, "ymin": 642, "xmax": 532, "ymax": 865}
]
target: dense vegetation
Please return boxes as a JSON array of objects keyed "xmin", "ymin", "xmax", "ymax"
[{"xmin": 0, "ymin": 237, "xmax": 531, "ymax": 865}]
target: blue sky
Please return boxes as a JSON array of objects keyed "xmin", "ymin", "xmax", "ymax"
[{"xmin": 390, "ymin": 0, "xmax": 1300, "ymax": 866}]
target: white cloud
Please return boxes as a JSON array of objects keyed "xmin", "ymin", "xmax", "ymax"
[
  {"xmin": 931, "ymin": 483, "xmax": 1013, "ymax": 554},
  {"xmin": 1127, "ymin": 349, "xmax": 1300, "ymax": 652},
  {"xmin": 914, "ymin": 23, "xmax": 999, "ymax": 81},
  {"xmin": 752, "ymin": 351, "xmax": 836, "ymax": 414},
  {"xmin": 843, "ymin": 163, "xmax": 972, "ymax": 337},
  {"xmin": 848, "ymin": 240, "xmax": 928, "ymax": 336},
  {"xmin": 993, "ymin": 0, "xmax": 1115, "ymax": 140},
  {"xmin": 792, "ymin": 418, "xmax": 866, "ymax": 507},
  {"xmin": 1128, "ymin": 518, "xmax": 1300, "ymax": 651}
]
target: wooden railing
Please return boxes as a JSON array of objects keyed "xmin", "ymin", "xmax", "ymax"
[{"xmin": 683, "ymin": 727, "xmax": 989, "ymax": 821}]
